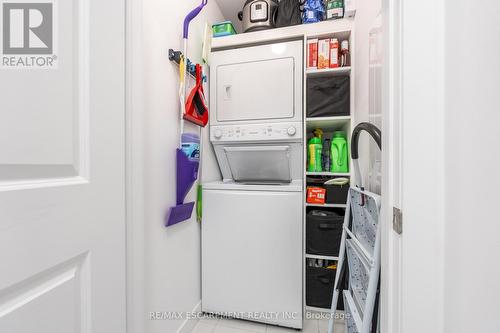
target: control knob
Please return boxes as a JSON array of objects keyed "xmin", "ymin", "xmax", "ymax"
[
  {"xmin": 287, "ymin": 126, "xmax": 297, "ymax": 136},
  {"xmin": 214, "ymin": 129, "xmax": 223, "ymax": 139}
]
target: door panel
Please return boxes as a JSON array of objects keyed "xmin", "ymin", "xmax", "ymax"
[
  {"xmin": 0, "ymin": 0, "xmax": 126, "ymax": 331},
  {"xmin": 0, "ymin": 0, "xmax": 88, "ymax": 182},
  {"xmin": 216, "ymin": 57, "xmax": 295, "ymax": 122},
  {"xmin": 202, "ymin": 189, "xmax": 303, "ymax": 329},
  {"xmin": 210, "ymin": 40, "xmax": 303, "ymax": 126}
]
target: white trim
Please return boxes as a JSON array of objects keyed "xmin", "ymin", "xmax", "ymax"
[
  {"xmin": 176, "ymin": 302, "xmax": 202, "ymax": 333},
  {"xmin": 125, "ymin": 0, "xmax": 145, "ymax": 331},
  {"xmin": 380, "ymin": 0, "xmax": 403, "ymax": 332}
]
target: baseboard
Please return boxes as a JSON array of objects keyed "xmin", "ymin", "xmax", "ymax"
[{"xmin": 176, "ymin": 301, "xmax": 202, "ymax": 333}]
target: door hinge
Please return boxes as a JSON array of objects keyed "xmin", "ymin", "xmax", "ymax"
[{"xmin": 393, "ymin": 207, "xmax": 403, "ymax": 234}]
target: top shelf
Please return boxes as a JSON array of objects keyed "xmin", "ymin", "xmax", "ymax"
[
  {"xmin": 212, "ymin": 19, "xmax": 353, "ymax": 50},
  {"xmin": 306, "ymin": 66, "xmax": 351, "ymax": 78}
]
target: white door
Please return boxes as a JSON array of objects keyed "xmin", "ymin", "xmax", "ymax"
[
  {"xmin": 202, "ymin": 186, "xmax": 303, "ymax": 329},
  {"xmin": 0, "ymin": 0, "xmax": 126, "ymax": 332}
]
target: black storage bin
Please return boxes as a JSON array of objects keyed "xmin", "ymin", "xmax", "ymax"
[
  {"xmin": 306, "ymin": 177, "xmax": 350, "ymax": 204},
  {"xmin": 307, "ymin": 209, "xmax": 344, "ymax": 256},
  {"xmin": 306, "ymin": 266, "xmax": 344, "ymax": 310},
  {"xmin": 307, "ymin": 75, "xmax": 350, "ymax": 117}
]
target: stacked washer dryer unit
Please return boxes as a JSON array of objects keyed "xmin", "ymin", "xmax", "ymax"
[{"xmin": 202, "ymin": 40, "xmax": 304, "ymax": 329}]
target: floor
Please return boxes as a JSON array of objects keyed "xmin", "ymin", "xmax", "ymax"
[{"xmin": 191, "ymin": 315, "xmax": 345, "ymax": 333}]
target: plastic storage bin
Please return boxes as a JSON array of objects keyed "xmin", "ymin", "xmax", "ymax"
[
  {"xmin": 307, "ymin": 75, "xmax": 350, "ymax": 117},
  {"xmin": 306, "ymin": 265, "xmax": 337, "ymax": 309},
  {"xmin": 306, "ymin": 209, "xmax": 344, "ymax": 256},
  {"xmin": 307, "ymin": 177, "xmax": 350, "ymax": 204},
  {"xmin": 212, "ymin": 21, "xmax": 237, "ymax": 37}
]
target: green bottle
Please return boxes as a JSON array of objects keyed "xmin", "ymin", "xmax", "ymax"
[
  {"xmin": 331, "ymin": 131, "xmax": 349, "ymax": 173},
  {"xmin": 308, "ymin": 129, "xmax": 323, "ymax": 172}
]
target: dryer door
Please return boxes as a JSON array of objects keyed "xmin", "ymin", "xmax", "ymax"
[{"xmin": 210, "ymin": 40, "xmax": 303, "ymax": 125}]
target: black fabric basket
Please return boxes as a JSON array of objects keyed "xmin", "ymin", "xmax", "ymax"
[
  {"xmin": 307, "ymin": 177, "xmax": 350, "ymax": 204},
  {"xmin": 307, "ymin": 209, "xmax": 344, "ymax": 256},
  {"xmin": 307, "ymin": 75, "xmax": 350, "ymax": 117},
  {"xmin": 306, "ymin": 266, "xmax": 344, "ymax": 310}
]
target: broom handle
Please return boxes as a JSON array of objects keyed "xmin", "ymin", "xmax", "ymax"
[{"xmin": 180, "ymin": 0, "xmax": 208, "ymax": 148}]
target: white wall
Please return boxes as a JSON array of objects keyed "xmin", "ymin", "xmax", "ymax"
[
  {"xmin": 443, "ymin": 1, "xmax": 500, "ymax": 331},
  {"xmin": 354, "ymin": 0, "xmax": 382, "ymax": 188},
  {"xmin": 142, "ymin": 1, "xmax": 224, "ymax": 332}
]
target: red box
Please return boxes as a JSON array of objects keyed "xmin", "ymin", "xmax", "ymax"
[
  {"xmin": 329, "ymin": 38, "xmax": 339, "ymax": 68},
  {"xmin": 307, "ymin": 187, "xmax": 326, "ymax": 204},
  {"xmin": 307, "ymin": 39, "xmax": 318, "ymax": 68}
]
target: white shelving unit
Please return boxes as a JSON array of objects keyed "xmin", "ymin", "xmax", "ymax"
[
  {"xmin": 306, "ymin": 203, "xmax": 347, "ymax": 208},
  {"xmin": 305, "ymin": 254, "xmax": 339, "ymax": 261},
  {"xmin": 306, "ymin": 171, "xmax": 351, "ymax": 177},
  {"xmin": 306, "ymin": 66, "xmax": 351, "ymax": 77},
  {"xmin": 303, "ymin": 22, "xmax": 355, "ymax": 316}
]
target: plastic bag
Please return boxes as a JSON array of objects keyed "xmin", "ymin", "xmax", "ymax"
[
  {"xmin": 303, "ymin": 0, "xmax": 325, "ymax": 23},
  {"xmin": 276, "ymin": 0, "xmax": 303, "ymax": 28}
]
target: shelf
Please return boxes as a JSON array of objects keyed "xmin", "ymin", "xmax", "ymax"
[
  {"xmin": 306, "ymin": 203, "xmax": 347, "ymax": 209},
  {"xmin": 212, "ymin": 19, "xmax": 353, "ymax": 50},
  {"xmin": 305, "ymin": 254, "xmax": 339, "ymax": 261},
  {"xmin": 305, "ymin": 306, "xmax": 335, "ymax": 314},
  {"xmin": 306, "ymin": 171, "xmax": 350, "ymax": 177},
  {"xmin": 306, "ymin": 116, "xmax": 351, "ymax": 131},
  {"xmin": 306, "ymin": 66, "xmax": 351, "ymax": 77}
]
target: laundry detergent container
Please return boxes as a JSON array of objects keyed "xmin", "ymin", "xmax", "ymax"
[
  {"xmin": 306, "ymin": 265, "xmax": 344, "ymax": 310},
  {"xmin": 307, "ymin": 75, "xmax": 350, "ymax": 117},
  {"xmin": 306, "ymin": 209, "xmax": 344, "ymax": 256}
]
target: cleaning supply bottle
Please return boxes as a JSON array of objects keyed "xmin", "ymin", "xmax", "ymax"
[
  {"xmin": 181, "ymin": 133, "xmax": 200, "ymax": 162},
  {"xmin": 331, "ymin": 131, "xmax": 349, "ymax": 173},
  {"xmin": 322, "ymin": 138, "xmax": 331, "ymax": 172},
  {"xmin": 308, "ymin": 129, "xmax": 323, "ymax": 172}
]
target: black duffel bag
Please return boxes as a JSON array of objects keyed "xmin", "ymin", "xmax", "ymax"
[{"xmin": 276, "ymin": 0, "xmax": 304, "ymax": 28}]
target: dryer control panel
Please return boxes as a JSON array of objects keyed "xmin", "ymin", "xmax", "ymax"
[{"xmin": 210, "ymin": 122, "xmax": 303, "ymax": 142}]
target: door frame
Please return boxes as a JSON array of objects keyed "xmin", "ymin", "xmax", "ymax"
[
  {"xmin": 381, "ymin": 0, "xmax": 446, "ymax": 331},
  {"xmin": 380, "ymin": 0, "xmax": 402, "ymax": 331},
  {"xmin": 126, "ymin": 0, "xmax": 146, "ymax": 331}
]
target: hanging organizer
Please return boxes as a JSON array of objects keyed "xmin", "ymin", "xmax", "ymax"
[
  {"xmin": 165, "ymin": 0, "xmax": 208, "ymax": 227},
  {"xmin": 168, "ymin": 49, "xmax": 207, "ymax": 82}
]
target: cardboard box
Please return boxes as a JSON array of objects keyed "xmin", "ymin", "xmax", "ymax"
[
  {"xmin": 318, "ymin": 39, "xmax": 330, "ymax": 69},
  {"xmin": 307, "ymin": 187, "xmax": 327, "ymax": 204},
  {"xmin": 330, "ymin": 38, "xmax": 339, "ymax": 68},
  {"xmin": 307, "ymin": 39, "xmax": 318, "ymax": 68}
]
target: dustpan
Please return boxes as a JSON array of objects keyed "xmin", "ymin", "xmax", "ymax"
[{"xmin": 184, "ymin": 64, "xmax": 209, "ymax": 127}]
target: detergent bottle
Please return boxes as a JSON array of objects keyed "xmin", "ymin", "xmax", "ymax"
[
  {"xmin": 308, "ymin": 129, "xmax": 323, "ymax": 172},
  {"xmin": 331, "ymin": 131, "xmax": 349, "ymax": 173}
]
